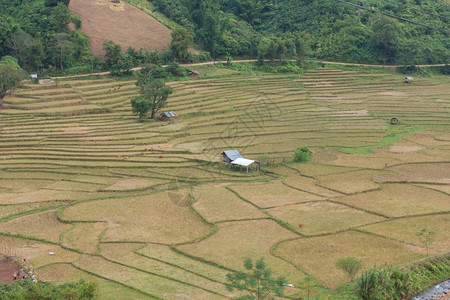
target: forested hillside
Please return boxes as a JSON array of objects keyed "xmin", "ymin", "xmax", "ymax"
[
  {"xmin": 0, "ymin": 0, "xmax": 448, "ymax": 74},
  {"xmin": 0, "ymin": 0, "xmax": 94, "ymax": 73},
  {"xmin": 153, "ymin": 0, "xmax": 450, "ymax": 64}
]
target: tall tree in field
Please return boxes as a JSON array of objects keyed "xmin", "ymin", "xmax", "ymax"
[
  {"xmin": 0, "ymin": 63, "xmax": 25, "ymax": 109},
  {"xmin": 171, "ymin": 27, "xmax": 194, "ymax": 61},
  {"xmin": 226, "ymin": 258, "xmax": 286, "ymax": 300},
  {"xmin": 336, "ymin": 257, "xmax": 362, "ymax": 282},
  {"xmin": 132, "ymin": 79, "xmax": 173, "ymax": 119}
]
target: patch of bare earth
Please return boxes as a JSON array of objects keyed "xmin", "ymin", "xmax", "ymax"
[
  {"xmin": 0, "ymin": 255, "xmax": 20, "ymax": 283},
  {"xmin": 102, "ymin": 178, "xmax": 153, "ymax": 191},
  {"xmin": 60, "ymin": 124, "xmax": 90, "ymax": 134},
  {"xmin": 69, "ymin": 0, "xmax": 172, "ymax": 57},
  {"xmin": 0, "ymin": 190, "xmax": 57, "ymax": 205},
  {"xmin": 389, "ymin": 145, "xmax": 425, "ymax": 153},
  {"xmin": 377, "ymin": 91, "xmax": 405, "ymax": 96}
]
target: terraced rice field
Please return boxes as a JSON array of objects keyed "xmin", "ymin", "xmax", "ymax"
[{"xmin": 0, "ymin": 67, "xmax": 449, "ymax": 298}]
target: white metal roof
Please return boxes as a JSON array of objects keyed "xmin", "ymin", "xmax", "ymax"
[
  {"xmin": 223, "ymin": 150, "xmax": 243, "ymax": 161},
  {"xmin": 231, "ymin": 158, "xmax": 255, "ymax": 167}
]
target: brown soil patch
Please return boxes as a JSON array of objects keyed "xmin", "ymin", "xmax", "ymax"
[
  {"xmin": 376, "ymin": 163, "xmax": 450, "ymax": 184},
  {"xmin": 133, "ymin": 143, "xmax": 173, "ymax": 151},
  {"xmin": 161, "ymin": 122, "xmax": 185, "ymax": 131},
  {"xmin": 175, "ymin": 142, "xmax": 203, "ymax": 151},
  {"xmin": 69, "ymin": 0, "xmax": 172, "ymax": 57},
  {"xmin": 0, "ymin": 190, "xmax": 56, "ymax": 204},
  {"xmin": 80, "ymin": 136, "xmax": 113, "ymax": 141},
  {"xmin": 334, "ymin": 109, "xmax": 369, "ymax": 116},
  {"xmin": 102, "ymin": 178, "xmax": 153, "ymax": 191},
  {"xmin": 389, "ymin": 145, "xmax": 425, "ymax": 153},
  {"xmin": 377, "ymin": 91, "xmax": 405, "ymax": 96},
  {"xmin": 0, "ymin": 255, "xmax": 20, "ymax": 283},
  {"xmin": 60, "ymin": 124, "xmax": 90, "ymax": 134}
]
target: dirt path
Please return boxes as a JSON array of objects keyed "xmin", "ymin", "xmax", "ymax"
[
  {"xmin": 0, "ymin": 255, "xmax": 20, "ymax": 284},
  {"xmin": 51, "ymin": 59, "xmax": 448, "ymax": 79}
]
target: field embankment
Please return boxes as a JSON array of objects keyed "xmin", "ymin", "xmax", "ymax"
[{"xmin": 0, "ymin": 67, "xmax": 449, "ymax": 298}]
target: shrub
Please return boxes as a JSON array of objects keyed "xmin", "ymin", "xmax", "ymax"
[
  {"xmin": 357, "ymin": 266, "xmax": 413, "ymax": 300},
  {"xmin": 336, "ymin": 257, "xmax": 362, "ymax": 282},
  {"xmin": 293, "ymin": 147, "xmax": 312, "ymax": 162},
  {"xmin": 277, "ymin": 62, "xmax": 302, "ymax": 73},
  {"xmin": 0, "ymin": 279, "xmax": 97, "ymax": 300},
  {"xmin": 166, "ymin": 61, "xmax": 185, "ymax": 77}
]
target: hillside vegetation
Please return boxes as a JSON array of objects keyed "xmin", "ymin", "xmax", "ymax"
[{"xmin": 152, "ymin": 0, "xmax": 450, "ymax": 64}]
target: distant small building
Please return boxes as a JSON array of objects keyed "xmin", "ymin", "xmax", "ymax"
[
  {"xmin": 38, "ymin": 78, "xmax": 55, "ymax": 85},
  {"xmin": 404, "ymin": 77, "xmax": 413, "ymax": 83},
  {"xmin": 187, "ymin": 70, "xmax": 200, "ymax": 77},
  {"xmin": 222, "ymin": 150, "xmax": 243, "ymax": 163},
  {"xmin": 231, "ymin": 157, "xmax": 261, "ymax": 173},
  {"xmin": 30, "ymin": 74, "xmax": 38, "ymax": 79},
  {"xmin": 111, "ymin": 0, "xmax": 120, "ymax": 3},
  {"xmin": 390, "ymin": 116, "xmax": 399, "ymax": 124},
  {"xmin": 222, "ymin": 149, "xmax": 261, "ymax": 173},
  {"xmin": 160, "ymin": 111, "xmax": 179, "ymax": 121}
]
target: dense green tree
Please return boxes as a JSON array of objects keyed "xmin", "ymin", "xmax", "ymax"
[
  {"xmin": 103, "ymin": 40, "xmax": 122, "ymax": 71},
  {"xmin": 45, "ymin": 0, "xmax": 70, "ymax": 7},
  {"xmin": 133, "ymin": 78, "xmax": 173, "ymax": 119},
  {"xmin": 49, "ymin": 2, "xmax": 71, "ymax": 32},
  {"xmin": 171, "ymin": 27, "xmax": 194, "ymax": 61},
  {"xmin": 226, "ymin": 258, "xmax": 286, "ymax": 300},
  {"xmin": 370, "ymin": 17, "xmax": 404, "ymax": 63},
  {"xmin": 6, "ymin": 32, "xmax": 44, "ymax": 72},
  {"xmin": 131, "ymin": 96, "xmax": 151, "ymax": 119},
  {"xmin": 50, "ymin": 33, "xmax": 74, "ymax": 70},
  {"xmin": 0, "ymin": 62, "xmax": 26, "ymax": 109},
  {"xmin": 166, "ymin": 61, "xmax": 184, "ymax": 77},
  {"xmin": 336, "ymin": 257, "xmax": 362, "ymax": 282}
]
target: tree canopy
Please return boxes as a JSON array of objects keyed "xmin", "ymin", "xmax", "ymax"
[
  {"xmin": 226, "ymin": 257, "xmax": 286, "ymax": 300},
  {"xmin": 152, "ymin": 0, "xmax": 450, "ymax": 64},
  {"xmin": 132, "ymin": 70, "xmax": 174, "ymax": 119},
  {"xmin": 0, "ymin": 59, "xmax": 26, "ymax": 108}
]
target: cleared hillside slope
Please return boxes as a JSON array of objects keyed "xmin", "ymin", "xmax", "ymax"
[{"xmin": 69, "ymin": 0, "xmax": 172, "ymax": 57}]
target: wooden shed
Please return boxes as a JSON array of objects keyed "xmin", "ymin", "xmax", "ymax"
[{"xmin": 390, "ymin": 116, "xmax": 399, "ymax": 124}]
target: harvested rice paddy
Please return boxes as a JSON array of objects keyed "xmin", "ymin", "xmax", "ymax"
[{"xmin": 0, "ymin": 67, "xmax": 449, "ymax": 298}]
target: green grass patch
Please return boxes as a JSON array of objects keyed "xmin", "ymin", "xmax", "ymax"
[{"xmin": 334, "ymin": 126, "xmax": 425, "ymax": 154}]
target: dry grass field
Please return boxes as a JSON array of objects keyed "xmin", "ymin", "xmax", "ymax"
[
  {"xmin": 0, "ymin": 66, "xmax": 449, "ymax": 298},
  {"xmin": 69, "ymin": 0, "xmax": 172, "ymax": 57}
]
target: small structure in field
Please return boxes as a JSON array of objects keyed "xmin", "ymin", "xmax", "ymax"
[
  {"xmin": 404, "ymin": 76, "xmax": 413, "ymax": 83},
  {"xmin": 222, "ymin": 150, "xmax": 243, "ymax": 163},
  {"xmin": 38, "ymin": 78, "xmax": 55, "ymax": 85},
  {"xmin": 111, "ymin": 0, "xmax": 121, "ymax": 3},
  {"xmin": 231, "ymin": 157, "xmax": 261, "ymax": 173},
  {"xmin": 390, "ymin": 116, "xmax": 399, "ymax": 125},
  {"xmin": 160, "ymin": 111, "xmax": 179, "ymax": 121},
  {"xmin": 187, "ymin": 70, "xmax": 200, "ymax": 77},
  {"xmin": 222, "ymin": 149, "xmax": 261, "ymax": 173}
]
